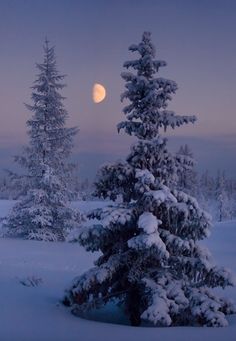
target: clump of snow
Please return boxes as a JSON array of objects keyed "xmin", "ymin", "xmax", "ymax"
[
  {"xmin": 138, "ymin": 212, "xmax": 162, "ymax": 234},
  {"xmin": 135, "ymin": 169, "xmax": 155, "ymax": 185},
  {"xmin": 147, "ymin": 186, "xmax": 177, "ymax": 205},
  {"xmin": 128, "ymin": 233, "xmax": 169, "ymax": 258}
]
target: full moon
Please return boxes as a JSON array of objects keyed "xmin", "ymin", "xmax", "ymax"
[{"xmin": 93, "ymin": 83, "xmax": 106, "ymax": 103}]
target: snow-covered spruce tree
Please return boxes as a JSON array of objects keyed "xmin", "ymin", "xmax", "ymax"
[
  {"xmin": 4, "ymin": 40, "xmax": 81, "ymax": 241},
  {"xmin": 64, "ymin": 32, "xmax": 235, "ymax": 326},
  {"xmin": 215, "ymin": 171, "xmax": 230, "ymax": 222},
  {"xmin": 176, "ymin": 144, "xmax": 197, "ymax": 195},
  {"xmin": 197, "ymin": 170, "xmax": 214, "ymax": 212}
]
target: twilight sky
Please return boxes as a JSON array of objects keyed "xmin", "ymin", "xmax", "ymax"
[{"xmin": 0, "ymin": 0, "xmax": 236, "ymax": 179}]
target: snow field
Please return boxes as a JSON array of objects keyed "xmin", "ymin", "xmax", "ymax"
[{"xmin": 0, "ymin": 200, "xmax": 235, "ymax": 340}]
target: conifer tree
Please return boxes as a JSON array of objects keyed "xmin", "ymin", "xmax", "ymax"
[
  {"xmin": 64, "ymin": 32, "xmax": 235, "ymax": 326},
  {"xmin": 198, "ymin": 170, "xmax": 214, "ymax": 210},
  {"xmin": 4, "ymin": 40, "xmax": 81, "ymax": 241},
  {"xmin": 215, "ymin": 171, "xmax": 230, "ymax": 222},
  {"xmin": 176, "ymin": 144, "xmax": 197, "ymax": 195}
]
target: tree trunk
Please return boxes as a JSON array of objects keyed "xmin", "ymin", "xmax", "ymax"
[{"xmin": 127, "ymin": 284, "xmax": 141, "ymax": 326}]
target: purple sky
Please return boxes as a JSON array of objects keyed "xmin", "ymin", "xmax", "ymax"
[{"xmin": 0, "ymin": 0, "xmax": 236, "ymax": 179}]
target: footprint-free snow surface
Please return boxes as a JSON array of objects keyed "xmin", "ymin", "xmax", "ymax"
[{"xmin": 0, "ymin": 200, "xmax": 235, "ymax": 341}]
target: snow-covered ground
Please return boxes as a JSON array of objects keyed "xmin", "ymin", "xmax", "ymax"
[{"xmin": 0, "ymin": 200, "xmax": 235, "ymax": 341}]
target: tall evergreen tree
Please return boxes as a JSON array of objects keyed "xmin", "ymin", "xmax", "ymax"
[
  {"xmin": 176, "ymin": 144, "xmax": 197, "ymax": 195},
  {"xmin": 4, "ymin": 40, "xmax": 81, "ymax": 241},
  {"xmin": 198, "ymin": 170, "xmax": 215, "ymax": 209},
  {"xmin": 64, "ymin": 32, "xmax": 235, "ymax": 326},
  {"xmin": 215, "ymin": 171, "xmax": 230, "ymax": 222}
]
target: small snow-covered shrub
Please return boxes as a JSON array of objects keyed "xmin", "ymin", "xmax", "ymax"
[
  {"xmin": 18, "ymin": 276, "xmax": 43, "ymax": 287},
  {"xmin": 27, "ymin": 229, "xmax": 62, "ymax": 242}
]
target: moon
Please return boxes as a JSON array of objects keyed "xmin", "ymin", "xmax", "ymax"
[{"xmin": 93, "ymin": 83, "xmax": 106, "ymax": 103}]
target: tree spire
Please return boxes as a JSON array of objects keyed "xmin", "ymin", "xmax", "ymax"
[{"xmin": 118, "ymin": 31, "xmax": 196, "ymax": 139}]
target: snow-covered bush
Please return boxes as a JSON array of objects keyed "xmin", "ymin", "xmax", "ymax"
[
  {"xmin": 18, "ymin": 276, "xmax": 43, "ymax": 287},
  {"xmin": 64, "ymin": 32, "xmax": 235, "ymax": 326},
  {"xmin": 4, "ymin": 40, "xmax": 82, "ymax": 241}
]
